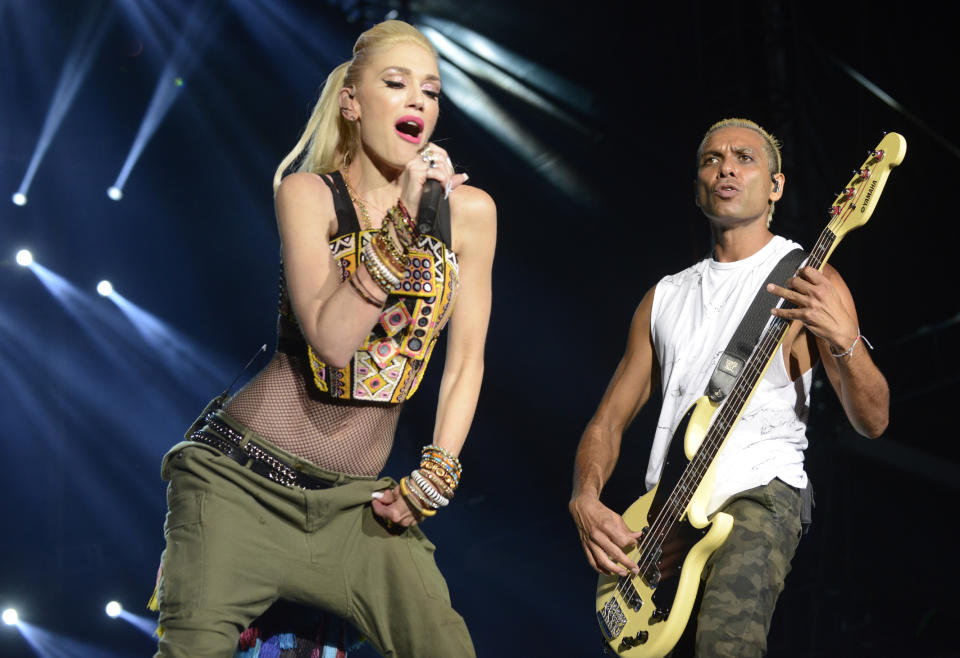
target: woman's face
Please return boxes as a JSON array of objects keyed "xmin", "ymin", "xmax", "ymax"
[{"xmin": 350, "ymin": 42, "xmax": 441, "ymax": 169}]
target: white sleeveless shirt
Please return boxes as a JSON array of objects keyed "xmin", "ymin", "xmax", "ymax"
[{"xmin": 647, "ymin": 235, "xmax": 812, "ymax": 515}]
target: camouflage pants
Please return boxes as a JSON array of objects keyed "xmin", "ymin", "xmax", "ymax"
[{"xmin": 681, "ymin": 478, "xmax": 803, "ymax": 657}]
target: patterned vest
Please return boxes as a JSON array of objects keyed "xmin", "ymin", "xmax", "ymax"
[{"xmin": 278, "ymin": 172, "xmax": 459, "ymax": 403}]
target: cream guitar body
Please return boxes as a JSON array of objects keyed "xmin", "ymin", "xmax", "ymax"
[
  {"xmin": 596, "ymin": 396, "xmax": 732, "ymax": 657},
  {"xmin": 595, "ymin": 133, "xmax": 907, "ymax": 657}
]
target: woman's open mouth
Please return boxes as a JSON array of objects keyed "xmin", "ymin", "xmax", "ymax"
[{"xmin": 395, "ymin": 115, "xmax": 424, "ymax": 144}]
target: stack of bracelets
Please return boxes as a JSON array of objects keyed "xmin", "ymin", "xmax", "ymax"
[
  {"xmin": 399, "ymin": 444, "xmax": 463, "ymax": 518},
  {"xmin": 354, "ymin": 200, "xmax": 420, "ymax": 306}
]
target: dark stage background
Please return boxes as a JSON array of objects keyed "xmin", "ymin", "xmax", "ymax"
[{"xmin": 2, "ymin": 1, "xmax": 958, "ymax": 656}]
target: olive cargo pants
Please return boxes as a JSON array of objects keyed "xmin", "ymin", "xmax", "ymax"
[{"xmin": 155, "ymin": 434, "xmax": 473, "ymax": 657}]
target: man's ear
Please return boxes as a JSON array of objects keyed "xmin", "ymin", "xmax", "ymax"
[
  {"xmin": 339, "ymin": 87, "xmax": 358, "ymax": 121},
  {"xmin": 770, "ymin": 172, "xmax": 785, "ymax": 201}
]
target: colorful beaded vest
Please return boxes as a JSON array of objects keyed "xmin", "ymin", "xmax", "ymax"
[{"xmin": 277, "ymin": 172, "xmax": 459, "ymax": 404}]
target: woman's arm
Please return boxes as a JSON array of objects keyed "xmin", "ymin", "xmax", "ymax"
[
  {"xmin": 370, "ymin": 184, "xmax": 496, "ymax": 528},
  {"xmin": 276, "ymin": 172, "xmax": 387, "ymax": 368},
  {"xmin": 430, "ymin": 184, "xmax": 497, "ymax": 457}
]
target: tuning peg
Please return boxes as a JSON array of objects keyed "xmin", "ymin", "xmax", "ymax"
[
  {"xmin": 843, "ymin": 187, "xmax": 856, "ymax": 199},
  {"xmin": 870, "ymin": 149, "xmax": 885, "ymax": 161},
  {"xmin": 829, "ymin": 206, "xmax": 841, "ymax": 217},
  {"xmin": 857, "ymin": 168, "xmax": 872, "ymax": 179}
]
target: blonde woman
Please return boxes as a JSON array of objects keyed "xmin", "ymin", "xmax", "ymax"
[{"xmin": 154, "ymin": 20, "xmax": 495, "ymax": 657}]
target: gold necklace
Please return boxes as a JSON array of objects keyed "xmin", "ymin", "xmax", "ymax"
[{"xmin": 342, "ymin": 172, "xmax": 373, "ymax": 230}]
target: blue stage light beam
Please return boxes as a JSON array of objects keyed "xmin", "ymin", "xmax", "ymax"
[
  {"xmin": 110, "ymin": 0, "xmax": 227, "ymax": 198},
  {"xmin": 15, "ymin": 620, "xmax": 135, "ymax": 658},
  {"xmin": 117, "ymin": 609, "xmax": 159, "ymax": 638},
  {"xmin": 419, "ymin": 24, "xmax": 594, "ymax": 139},
  {"xmin": 229, "ymin": 0, "xmax": 348, "ymax": 91},
  {"xmin": 13, "ymin": 0, "xmax": 115, "ymax": 206},
  {"xmin": 24, "ymin": 262, "xmax": 229, "ymax": 402},
  {"xmin": 107, "ymin": 288, "xmax": 231, "ymax": 391},
  {"xmin": 428, "ymin": 56, "xmax": 594, "ymax": 204},
  {"xmin": 419, "ymin": 16, "xmax": 596, "ymax": 117}
]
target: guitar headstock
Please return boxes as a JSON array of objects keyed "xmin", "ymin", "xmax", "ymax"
[{"xmin": 827, "ymin": 132, "xmax": 906, "ymax": 241}]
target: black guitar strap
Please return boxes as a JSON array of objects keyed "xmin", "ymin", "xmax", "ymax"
[
  {"xmin": 705, "ymin": 248, "xmax": 807, "ymax": 403},
  {"xmin": 703, "ymin": 246, "xmax": 815, "ymax": 532}
]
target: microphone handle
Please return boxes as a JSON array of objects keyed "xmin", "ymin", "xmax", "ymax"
[{"xmin": 416, "ymin": 179, "xmax": 444, "ymax": 236}]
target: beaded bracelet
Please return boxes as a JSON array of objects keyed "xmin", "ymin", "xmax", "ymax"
[
  {"xmin": 830, "ymin": 329, "xmax": 874, "ymax": 359},
  {"xmin": 392, "ymin": 201, "xmax": 420, "ymax": 245},
  {"xmin": 421, "ymin": 448, "xmax": 462, "ymax": 479},
  {"xmin": 420, "ymin": 454, "xmax": 461, "ymax": 488},
  {"xmin": 421, "ymin": 444, "xmax": 462, "ymax": 469},
  {"xmin": 390, "ymin": 207, "xmax": 416, "ymax": 249},
  {"xmin": 361, "ymin": 241, "xmax": 400, "ymax": 293},
  {"xmin": 420, "ymin": 460, "xmax": 459, "ymax": 492},
  {"xmin": 373, "ymin": 226, "xmax": 409, "ymax": 274},
  {"xmin": 419, "ymin": 467, "xmax": 455, "ymax": 499}
]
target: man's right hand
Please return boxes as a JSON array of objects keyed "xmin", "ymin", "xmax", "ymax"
[{"xmin": 569, "ymin": 495, "xmax": 644, "ymax": 578}]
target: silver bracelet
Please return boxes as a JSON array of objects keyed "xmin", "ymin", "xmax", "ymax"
[{"xmin": 830, "ymin": 329, "xmax": 874, "ymax": 359}]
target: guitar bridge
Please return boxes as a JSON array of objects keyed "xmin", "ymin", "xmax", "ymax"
[{"xmin": 597, "ymin": 596, "xmax": 627, "ymax": 640}]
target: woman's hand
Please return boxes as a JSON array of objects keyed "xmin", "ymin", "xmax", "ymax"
[
  {"xmin": 371, "ymin": 487, "xmax": 420, "ymax": 528},
  {"xmin": 398, "ymin": 142, "xmax": 469, "ymax": 212}
]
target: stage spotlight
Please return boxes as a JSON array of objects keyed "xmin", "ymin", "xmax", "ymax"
[
  {"xmin": 105, "ymin": 601, "xmax": 122, "ymax": 618},
  {"xmin": 107, "ymin": 186, "xmax": 123, "ymax": 201},
  {"xmin": 12, "ymin": 192, "xmax": 27, "ymax": 206},
  {"xmin": 2, "ymin": 608, "xmax": 17, "ymax": 626},
  {"xmin": 16, "ymin": 250, "xmax": 34, "ymax": 267},
  {"xmin": 97, "ymin": 280, "xmax": 114, "ymax": 297}
]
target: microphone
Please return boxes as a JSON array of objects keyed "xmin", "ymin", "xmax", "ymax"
[{"xmin": 416, "ymin": 179, "xmax": 444, "ymax": 236}]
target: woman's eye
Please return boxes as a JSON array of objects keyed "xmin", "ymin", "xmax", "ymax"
[
  {"xmin": 423, "ymin": 90, "xmax": 440, "ymax": 100},
  {"xmin": 384, "ymin": 80, "xmax": 404, "ymax": 89}
]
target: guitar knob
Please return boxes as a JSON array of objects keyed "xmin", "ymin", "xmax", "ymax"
[
  {"xmin": 842, "ymin": 187, "xmax": 856, "ymax": 198},
  {"xmin": 829, "ymin": 206, "xmax": 841, "ymax": 217},
  {"xmin": 857, "ymin": 167, "xmax": 872, "ymax": 179},
  {"xmin": 618, "ymin": 631, "xmax": 649, "ymax": 650},
  {"xmin": 871, "ymin": 149, "xmax": 885, "ymax": 161}
]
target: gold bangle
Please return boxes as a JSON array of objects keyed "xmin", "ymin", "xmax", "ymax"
[{"xmin": 400, "ymin": 477, "xmax": 436, "ymax": 517}]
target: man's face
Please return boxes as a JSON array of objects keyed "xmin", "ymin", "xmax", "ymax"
[{"xmin": 695, "ymin": 126, "xmax": 783, "ymax": 227}]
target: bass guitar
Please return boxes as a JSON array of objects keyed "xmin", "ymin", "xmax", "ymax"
[{"xmin": 595, "ymin": 132, "xmax": 906, "ymax": 657}]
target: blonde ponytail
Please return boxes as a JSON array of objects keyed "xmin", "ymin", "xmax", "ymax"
[{"xmin": 272, "ymin": 62, "xmax": 356, "ymax": 193}]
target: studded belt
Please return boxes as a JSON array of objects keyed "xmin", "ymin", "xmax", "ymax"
[{"xmin": 189, "ymin": 412, "xmax": 336, "ymax": 490}]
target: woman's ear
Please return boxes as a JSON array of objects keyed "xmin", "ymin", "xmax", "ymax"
[{"xmin": 339, "ymin": 87, "xmax": 358, "ymax": 121}]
